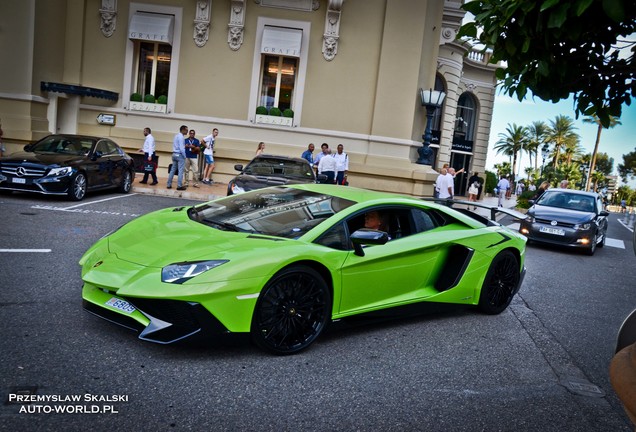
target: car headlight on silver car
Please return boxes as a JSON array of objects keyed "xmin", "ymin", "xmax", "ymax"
[
  {"xmin": 48, "ymin": 166, "xmax": 73, "ymax": 176},
  {"xmin": 574, "ymin": 222, "xmax": 592, "ymax": 230},
  {"xmin": 161, "ymin": 260, "xmax": 228, "ymax": 284}
]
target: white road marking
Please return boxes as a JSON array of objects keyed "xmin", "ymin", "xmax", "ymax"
[
  {"xmin": 64, "ymin": 193, "xmax": 138, "ymax": 210},
  {"xmin": 0, "ymin": 249, "xmax": 51, "ymax": 253},
  {"xmin": 31, "ymin": 204, "xmax": 140, "ymax": 217}
]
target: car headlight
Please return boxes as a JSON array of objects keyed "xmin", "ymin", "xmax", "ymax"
[
  {"xmin": 231, "ymin": 183, "xmax": 245, "ymax": 194},
  {"xmin": 48, "ymin": 166, "xmax": 72, "ymax": 176},
  {"xmin": 161, "ymin": 260, "xmax": 228, "ymax": 284},
  {"xmin": 574, "ymin": 223, "xmax": 592, "ymax": 230},
  {"xmin": 525, "ymin": 215, "xmax": 535, "ymax": 223}
]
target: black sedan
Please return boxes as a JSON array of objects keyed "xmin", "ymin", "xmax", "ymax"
[
  {"xmin": 0, "ymin": 134, "xmax": 135, "ymax": 201},
  {"xmin": 227, "ymin": 154, "xmax": 326, "ymax": 195},
  {"xmin": 519, "ymin": 188, "xmax": 609, "ymax": 255}
]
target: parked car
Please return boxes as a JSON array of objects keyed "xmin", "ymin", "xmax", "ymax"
[
  {"xmin": 80, "ymin": 184, "xmax": 527, "ymax": 355},
  {"xmin": 0, "ymin": 134, "xmax": 135, "ymax": 201},
  {"xmin": 519, "ymin": 188, "xmax": 609, "ymax": 255},
  {"xmin": 227, "ymin": 154, "xmax": 326, "ymax": 195}
]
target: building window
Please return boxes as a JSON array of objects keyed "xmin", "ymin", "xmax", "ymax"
[
  {"xmin": 134, "ymin": 42, "xmax": 172, "ymax": 101},
  {"xmin": 260, "ymin": 55, "xmax": 298, "ymax": 111},
  {"xmin": 249, "ymin": 18, "xmax": 310, "ymax": 126},
  {"xmin": 123, "ymin": 4, "xmax": 182, "ymax": 114},
  {"xmin": 452, "ymin": 92, "xmax": 477, "ymax": 152}
]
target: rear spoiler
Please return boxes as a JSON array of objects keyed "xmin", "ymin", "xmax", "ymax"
[{"xmin": 420, "ymin": 198, "xmax": 528, "ymax": 222}]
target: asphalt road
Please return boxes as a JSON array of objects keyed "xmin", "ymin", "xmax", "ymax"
[{"xmin": 0, "ymin": 190, "xmax": 634, "ymax": 431}]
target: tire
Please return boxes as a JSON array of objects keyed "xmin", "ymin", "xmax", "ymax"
[
  {"xmin": 119, "ymin": 170, "xmax": 132, "ymax": 193},
  {"xmin": 478, "ymin": 250, "xmax": 520, "ymax": 314},
  {"xmin": 251, "ymin": 265, "xmax": 331, "ymax": 355},
  {"xmin": 68, "ymin": 173, "xmax": 87, "ymax": 201},
  {"xmin": 597, "ymin": 229, "xmax": 606, "ymax": 248},
  {"xmin": 585, "ymin": 233, "xmax": 597, "ymax": 256}
]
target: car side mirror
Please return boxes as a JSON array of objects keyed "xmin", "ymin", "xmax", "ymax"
[
  {"xmin": 600, "ymin": 210, "xmax": 610, "ymax": 217},
  {"xmin": 234, "ymin": 164, "xmax": 243, "ymax": 172},
  {"xmin": 316, "ymin": 174, "xmax": 328, "ymax": 183},
  {"xmin": 528, "ymin": 199, "xmax": 535, "ymax": 206},
  {"xmin": 24, "ymin": 144, "xmax": 33, "ymax": 152},
  {"xmin": 350, "ymin": 228, "xmax": 389, "ymax": 257},
  {"xmin": 91, "ymin": 151, "xmax": 103, "ymax": 161}
]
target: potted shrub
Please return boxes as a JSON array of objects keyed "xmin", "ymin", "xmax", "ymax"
[
  {"xmin": 144, "ymin": 94, "xmax": 156, "ymax": 103},
  {"xmin": 130, "ymin": 93, "xmax": 142, "ymax": 102},
  {"xmin": 269, "ymin": 107, "xmax": 282, "ymax": 116},
  {"xmin": 283, "ymin": 108, "xmax": 294, "ymax": 118},
  {"xmin": 129, "ymin": 93, "xmax": 167, "ymax": 113},
  {"xmin": 256, "ymin": 106, "xmax": 268, "ymax": 115},
  {"xmin": 157, "ymin": 95, "xmax": 167, "ymax": 104}
]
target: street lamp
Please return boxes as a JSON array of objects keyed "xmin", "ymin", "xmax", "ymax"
[
  {"xmin": 416, "ymin": 88, "xmax": 446, "ymax": 165},
  {"xmin": 540, "ymin": 143, "xmax": 550, "ymax": 176}
]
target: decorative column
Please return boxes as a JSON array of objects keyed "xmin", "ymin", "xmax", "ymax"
[
  {"xmin": 228, "ymin": 0, "xmax": 245, "ymax": 51},
  {"xmin": 322, "ymin": 0, "xmax": 344, "ymax": 61},
  {"xmin": 194, "ymin": 0, "xmax": 211, "ymax": 47},
  {"xmin": 99, "ymin": 0, "xmax": 117, "ymax": 38}
]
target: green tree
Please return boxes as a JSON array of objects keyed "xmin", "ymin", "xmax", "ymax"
[
  {"xmin": 494, "ymin": 161, "xmax": 512, "ymax": 177},
  {"xmin": 458, "ymin": 0, "xmax": 636, "ymax": 127},
  {"xmin": 527, "ymin": 121, "xmax": 548, "ymax": 171},
  {"xmin": 590, "ymin": 171, "xmax": 607, "ymax": 192},
  {"xmin": 591, "ymin": 152, "xmax": 614, "ymax": 177},
  {"xmin": 582, "ymin": 114, "xmax": 621, "ymax": 190},
  {"xmin": 618, "ymin": 147, "xmax": 636, "ymax": 182},
  {"xmin": 494, "ymin": 123, "xmax": 528, "ymax": 183},
  {"xmin": 546, "ymin": 115, "xmax": 578, "ymax": 169}
]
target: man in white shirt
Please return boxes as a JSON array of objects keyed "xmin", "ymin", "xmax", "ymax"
[
  {"xmin": 313, "ymin": 143, "xmax": 330, "ymax": 169},
  {"xmin": 333, "ymin": 144, "xmax": 349, "ymax": 185},
  {"xmin": 139, "ymin": 127, "xmax": 157, "ymax": 185},
  {"xmin": 201, "ymin": 128, "xmax": 218, "ymax": 184},
  {"xmin": 318, "ymin": 150, "xmax": 337, "ymax": 184},
  {"xmin": 497, "ymin": 175, "xmax": 510, "ymax": 207},
  {"xmin": 167, "ymin": 125, "xmax": 188, "ymax": 190},
  {"xmin": 434, "ymin": 167, "xmax": 447, "ymax": 198}
]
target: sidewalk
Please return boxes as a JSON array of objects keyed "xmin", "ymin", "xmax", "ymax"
[{"xmin": 131, "ymin": 172, "xmax": 520, "ymax": 219}]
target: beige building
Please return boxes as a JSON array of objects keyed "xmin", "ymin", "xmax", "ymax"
[{"xmin": 0, "ymin": 0, "xmax": 497, "ymax": 196}]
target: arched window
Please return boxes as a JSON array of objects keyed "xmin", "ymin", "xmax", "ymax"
[{"xmin": 453, "ymin": 92, "xmax": 477, "ymax": 150}]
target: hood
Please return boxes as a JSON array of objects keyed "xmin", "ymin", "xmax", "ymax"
[
  {"xmin": 2, "ymin": 151, "xmax": 84, "ymax": 167},
  {"xmin": 107, "ymin": 207, "xmax": 291, "ymax": 267},
  {"xmin": 529, "ymin": 204, "xmax": 595, "ymax": 224}
]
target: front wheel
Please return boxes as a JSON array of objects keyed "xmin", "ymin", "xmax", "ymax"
[
  {"xmin": 585, "ymin": 233, "xmax": 597, "ymax": 256},
  {"xmin": 68, "ymin": 173, "xmax": 87, "ymax": 201},
  {"xmin": 251, "ymin": 265, "xmax": 331, "ymax": 355},
  {"xmin": 478, "ymin": 250, "xmax": 520, "ymax": 314}
]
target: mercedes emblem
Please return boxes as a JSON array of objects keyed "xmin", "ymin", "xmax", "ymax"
[{"xmin": 16, "ymin": 167, "xmax": 27, "ymax": 177}]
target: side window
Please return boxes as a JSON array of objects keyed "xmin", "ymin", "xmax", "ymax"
[
  {"xmin": 315, "ymin": 222, "xmax": 349, "ymax": 251},
  {"xmin": 411, "ymin": 208, "xmax": 440, "ymax": 233}
]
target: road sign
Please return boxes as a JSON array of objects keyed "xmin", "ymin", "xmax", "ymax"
[{"xmin": 96, "ymin": 113, "xmax": 116, "ymax": 126}]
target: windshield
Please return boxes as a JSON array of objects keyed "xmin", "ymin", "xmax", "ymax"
[
  {"xmin": 31, "ymin": 136, "xmax": 95, "ymax": 156},
  {"xmin": 244, "ymin": 158, "xmax": 314, "ymax": 180},
  {"xmin": 191, "ymin": 187, "xmax": 356, "ymax": 238},
  {"xmin": 536, "ymin": 191, "xmax": 596, "ymax": 212}
]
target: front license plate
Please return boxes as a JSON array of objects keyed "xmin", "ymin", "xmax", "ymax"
[
  {"xmin": 540, "ymin": 226, "xmax": 565, "ymax": 236},
  {"xmin": 12, "ymin": 177, "xmax": 26, "ymax": 184},
  {"xmin": 105, "ymin": 297, "xmax": 136, "ymax": 314}
]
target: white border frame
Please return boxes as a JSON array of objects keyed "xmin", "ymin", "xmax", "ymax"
[
  {"xmin": 248, "ymin": 17, "xmax": 310, "ymax": 127},
  {"xmin": 122, "ymin": 3, "xmax": 182, "ymax": 115}
]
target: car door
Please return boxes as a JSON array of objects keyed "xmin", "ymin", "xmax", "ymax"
[
  {"xmin": 336, "ymin": 206, "xmax": 446, "ymax": 315},
  {"xmin": 100, "ymin": 139, "xmax": 125, "ymax": 186},
  {"xmin": 84, "ymin": 139, "xmax": 108, "ymax": 188}
]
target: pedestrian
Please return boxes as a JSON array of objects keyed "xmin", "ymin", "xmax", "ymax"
[
  {"xmin": 301, "ymin": 143, "xmax": 315, "ymax": 165},
  {"xmin": 184, "ymin": 129, "xmax": 200, "ymax": 188},
  {"xmin": 434, "ymin": 167, "xmax": 447, "ymax": 198},
  {"xmin": 468, "ymin": 180, "xmax": 479, "ymax": 210},
  {"xmin": 559, "ymin": 179, "xmax": 569, "ymax": 189},
  {"xmin": 317, "ymin": 149, "xmax": 337, "ymax": 184},
  {"xmin": 201, "ymin": 128, "xmax": 218, "ymax": 184},
  {"xmin": 0, "ymin": 125, "xmax": 5, "ymax": 157},
  {"xmin": 532, "ymin": 181, "xmax": 549, "ymax": 201},
  {"xmin": 138, "ymin": 127, "xmax": 158, "ymax": 185},
  {"xmin": 446, "ymin": 168, "xmax": 457, "ymax": 199},
  {"xmin": 314, "ymin": 143, "xmax": 330, "ymax": 169},
  {"xmin": 333, "ymin": 144, "xmax": 349, "ymax": 185},
  {"xmin": 528, "ymin": 183, "xmax": 537, "ymax": 193},
  {"xmin": 438, "ymin": 168, "xmax": 453, "ymax": 200},
  {"xmin": 468, "ymin": 171, "xmax": 481, "ymax": 199},
  {"xmin": 621, "ymin": 199, "xmax": 627, "ymax": 213},
  {"xmin": 167, "ymin": 125, "xmax": 188, "ymax": 191},
  {"xmin": 497, "ymin": 174, "xmax": 510, "ymax": 207},
  {"xmin": 515, "ymin": 180, "xmax": 524, "ymax": 195},
  {"xmin": 256, "ymin": 142, "xmax": 265, "ymax": 156}
]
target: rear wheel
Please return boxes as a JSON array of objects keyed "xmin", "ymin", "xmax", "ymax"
[
  {"xmin": 251, "ymin": 265, "xmax": 331, "ymax": 355},
  {"xmin": 478, "ymin": 250, "xmax": 520, "ymax": 314},
  {"xmin": 68, "ymin": 173, "xmax": 87, "ymax": 201},
  {"xmin": 119, "ymin": 170, "xmax": 132, "ymax": 193}
]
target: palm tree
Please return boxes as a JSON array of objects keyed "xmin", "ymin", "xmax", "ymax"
[
  {"xmin": 527, "ymin": 121, "xmax": 548, "ymax": 171},
  {"xmin": 582, "ymin": 114, "xmax": 621, "ymax": 191},
  {"xmin": 546, "ymin": 115, "xmax": 578, "ymax": 169},
  {"xmin": 494, "ymin": 123, "xmax": 528, "ymax": 184},
  {"xmin": 562, "ymin": 137, "xmax": 584, "ymax": 166},
  {"xmin": 591, "ymin": 171, "xmax": 606, "ymax": 192}
]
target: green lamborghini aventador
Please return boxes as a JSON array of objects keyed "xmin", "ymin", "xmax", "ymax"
[{"xmin": 80, "ymin": 184, "xmax": 527, "ymax": 354}]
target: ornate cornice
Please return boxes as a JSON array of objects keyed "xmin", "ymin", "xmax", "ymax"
[{"xmin": 194, "ymin": 0, "xmax": 212, "ymax": 47}]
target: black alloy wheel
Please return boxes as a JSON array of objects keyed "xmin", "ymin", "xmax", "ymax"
[
  {"xmin": 478, "ymin": 250, "xmax": 520, "ymax": 314},
  {"xmin": 251, "ymin": 265, "xmax": 331, "ymax": 355},
  {"xmin": 68, "ymin": 173, "xmax": 87, "ymax": 201},
  {"xmin": 597, "ymin": 228, "xmax": 606, "ymax": 248},
  {"xmin": 585, "ymin": 232, "xmax": 598, "ymax": 256},
  {"xmin": 119, "ymin": 170, "xmax": 132, "ymax": 193}
]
